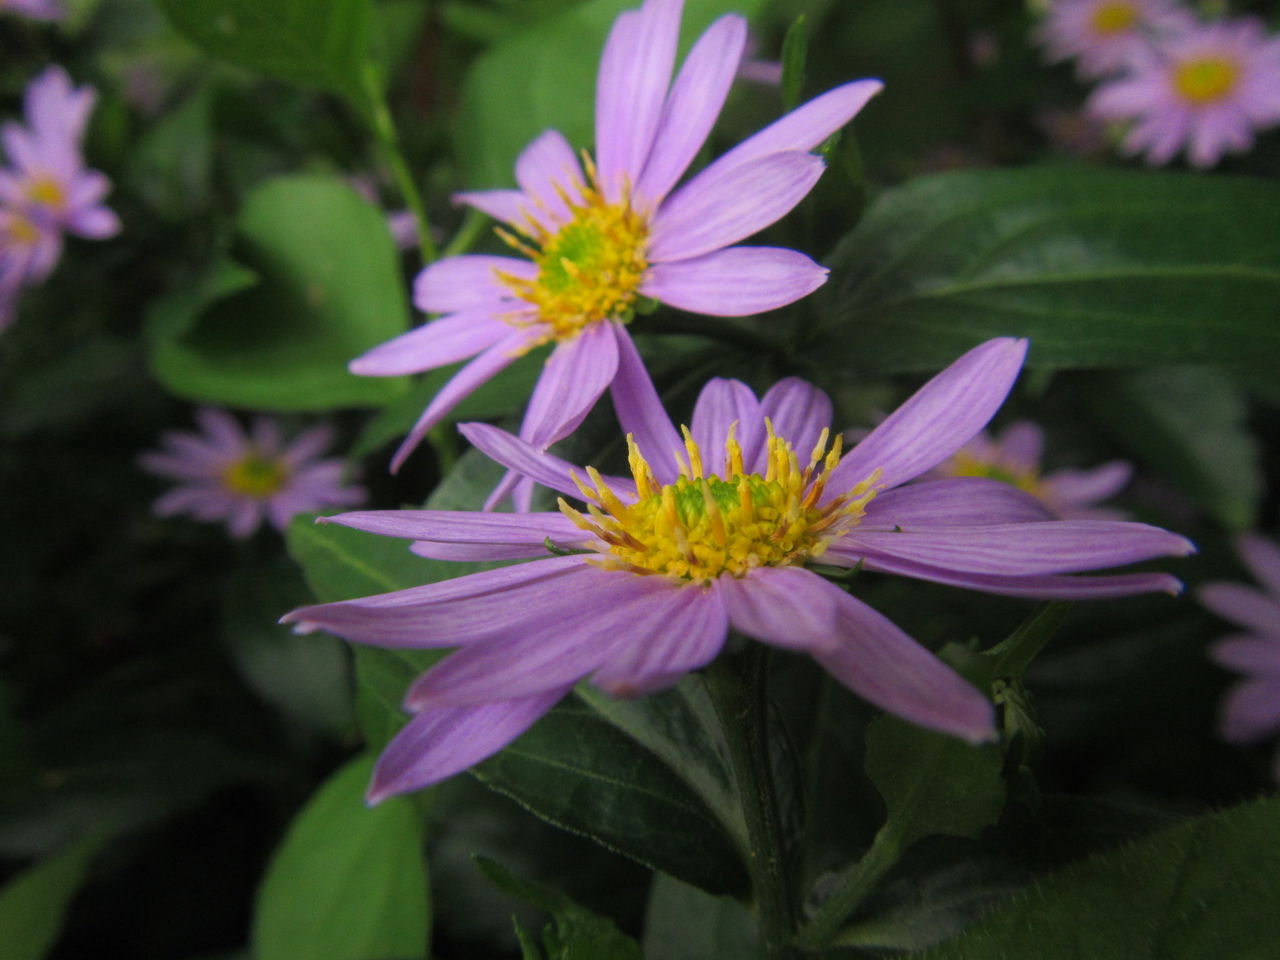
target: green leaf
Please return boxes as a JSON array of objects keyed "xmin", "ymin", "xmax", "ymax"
[
  {"xmin": 147, "ymin": 175, "xmax": 409, "ymax": 411},
  {"xmin": 813, "ymin": 168, "xmax": 1280, "ymax": 372},
  {"xmin": 912, "ymin": 795, "xmax": 1280, "ymax": 959},
  {"xmin": 780, "ymin": 14, "xmax": 808, "ymax": 112},
  {"xmin": 0, "ymin": 837, "xmax": 102, "ymax": 960},
  {"xmin": 474, "ymin": 696, "xmax": 751, "ymax": 896},
  {"xmin": 253, "ymin": 754, "xmax": 429, "ymax": 960},
  {"xmin": 285, "ymin": 512, "xmax": 436, "ymax": 603},
  {"xmin": 642, "ymin": 873, "xmax": 759, "ymax": 960},
  {"xmin": 156, "ymin": 0, "xmax": 374, "ymax": 105},
  {"xmin": 475, "ymin": 856, "xmax": 643, "ymax": 960},
  {"xmin": 125, "ymin": 83, "xmax": 214, "ymax": 219},
  {"xmin": 456, "ymin": 0, "xmax": 765, "ymax": 188}
]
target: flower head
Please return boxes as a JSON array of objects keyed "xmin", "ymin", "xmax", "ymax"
[
  {"xmin": 1034, "ymin": 0, "xmax": 1191, "ymax": 78},
  {"xmin": 0, "ymin": 205, "xmax": 61, "ymax": 331},
  {"xmin": 934, "ymin": 420, "xmax": 1132, "ymax": 520},
  {"xmin": 140, "ymin": 409, "xmax": 366, "ymax": 539},
  {"xmin": 284, "ymin": 336, "xmax": 1192, "ymax": 802},
  {"xmin": 1088, "ymin": 17, "xmax": 1280, "ymax": 166},
  {"xmin": 351, "ymin": 0, "xmax": 881, "ymax": 497},
  {"xmin": 1200, "ymin": 534, "xmax": 1280, "ymax": 782},
  {"xmin": 0, "ymin": 0, "xmax": 66, "ymax": 21}
]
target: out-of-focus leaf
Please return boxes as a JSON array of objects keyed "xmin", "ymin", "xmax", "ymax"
[
  {"xmin": 642, "ymin": 872, "xmax": 759, "ymax": 959},
  {"xmin": 913, "ymin": 795, "xmax": 1280, "ymax": 959},
  {"xmin": 456, "ymin": 0, "xmax": 765, "ymax": 188},
  {"xmin": 253, "ymin": 754, "xmax": 429, "ymax": 960},
  {"xmin": 813, "ymin": 169, "xmax": 1280, "ymax": 372},
  {"xmin": 0, "ymin": 837, "xmax": 101, "ymax": 960},
  {"xmin": 156, "ymin": 0, "xmax": 373, "ymax": 106},
  {"xmin": 475, "ymin": 856, "xmax": 643, "ymax": 960},
  {"xmin": 475, "ymin": 696, "xmax": 750, "ymax": 896},
  {"xmin": 126, "ymin": 84, "xmax": 214, "ymax": 218},
  {"xmin": 0, "ymin": 337, "xmax": 138, "ymax": 438},
  {"xmin": 147, "ymin": 176, "xmax": 409, "ymax": 411},
  {"xmin": 1086, "ymin": 367, "xmax": 1260, "ymax": 531}
]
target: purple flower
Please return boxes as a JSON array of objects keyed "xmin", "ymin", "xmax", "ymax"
[
  {"xmin": 933, "ymin": 420, "xmax": 1132, "ymax": 520},
  {"xmin": 351, "ymin": 0, "xmax": 882, "ymax": 494},
  {"xmin": 1200, "ymin": 534, "xmax": 1280, "ymax": 782},
  {"xmin": 284, "ymin": 336, "xmax": 1192, "ymax": 802},
  {"xmin": 140, "ymin": 409, "xmax": 366, "ymax": 539},
  {"xmin": 0, "ymin": 205, "xmax": 61, "ymax": 331},
  {"xmin": 0, "ymin": 0, "xmax": 66, "ymax": 21},
  {"xmin": 1034, "ymin": 0, "xmax": 1191, "ymax": 79},
  {"xmin": 1088, "ymin": 17, "xmax": 1280, "ymax": 167}
]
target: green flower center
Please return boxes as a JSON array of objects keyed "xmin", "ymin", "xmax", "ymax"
[{"xmin": 223, "ymin": 454, "xmax": 288, "ymax": 498}]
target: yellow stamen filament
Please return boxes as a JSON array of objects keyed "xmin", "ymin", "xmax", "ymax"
[
  {"xmin": 1173, "ymin": 57, "xmax": 1240, "ymax": 105},
  {"xmin": 559, "ymin": 428, "xmax": 882, "ymax": 584},
  {"xmin": 222, "ymin": 454, "xmax": 288, "ymax": 498},
  {"xmin": 1089, "ymin": 1, "xmax": 1139, "ymax": 34}
]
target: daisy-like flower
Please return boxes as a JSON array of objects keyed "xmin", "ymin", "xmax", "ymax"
[
  {"xmin": 351, "ymin": 0, "xmax": 882, "ymax": 499},
  {"xmin": 284, "ymin": 336, "xmax": 1192, "ymax": 802},
  {"xmin": 140, "ymin": 409, "xmax": 366, "ymax": 539},
  {"xmin": 934, "ymin": 420, "xmax": 1132, "ymax": 520},
  {"xmin": 1034, "ymin": 0, "xmax": 1191, "ymax": 79},
  {"xmin": 0, "ymin": 0, "xmax": 66, "ymax": 21},
  {"xmin": 1200, "ymin": 534, "xmax": 1280, "ymax": 782},
  {"xmin": 1088, "ymin": 17, "xmax": 1280, "ymax": 167},
  {"xmin": 0, "ymin": 204, "xmax": 61, "ymax": 331}
]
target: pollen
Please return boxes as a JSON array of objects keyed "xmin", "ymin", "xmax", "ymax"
[
  {"xmin": 1173, "ymin": 56, "xmax": 1240, "ymax": 105},
  {"xmin": 946, "ymin": 451, "xmax": 1043, "ymax": 498},
  {"xmin": 494, "ymin": 153, "xmax": 649, "ymax": 346},
  {"xmin": 559, "ymin": 423, "xmax": 881, "ymax": 584},
  {"xmin": 223, "ymin": 454, "xmax": 288, "ymax": 498},
  {"xmin": 1089, "ymin": 1, "xmax": 1138, "ymax": 34}
]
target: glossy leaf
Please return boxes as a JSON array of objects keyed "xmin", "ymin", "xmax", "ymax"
[
  {"xmin": 0, "ymin": 837, "xmax": 101, "ymax": 960},
  {"xmin": 253, "ymin": 754, "xmax": 429, "ymax": 960},
  {"xmin": 147, "ymin": 176, "xmax": 409, "ymax": 411},
  {"xmin": 813, "ymin": 168, "xmax": 1280, "ymax": 372}
]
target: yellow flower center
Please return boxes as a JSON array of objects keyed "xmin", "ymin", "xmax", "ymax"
[
  {"xmin": 222, "ymin": 454, "xmax": 288, "ymax": 498},
  {"xmin": 1089, "ymin": 1, "xmax": 1139, "ymax": 34},
  {"xmin": 495, "ymin": 154, "xmax": 649, "ymax": 347},
  {"xmin": 4, "ymin": 212, "xmax": 41, "ymax": 247},
  {"xmin": 27, "ymin": 177, "xmax": 67, "ymax": 211},
  {"xmin": 1173, "ymin": 57, "xmax": 1240, "ymax": 105},
  {"xmin": 560, "ymin": 424, "xmax": 881, "ymax": 584},
  {"xmin": 946, "ymin": 451, "xmax": 1043, "ymax": 498}
]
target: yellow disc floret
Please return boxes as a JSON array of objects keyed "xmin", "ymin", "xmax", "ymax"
[
  {"xmin": 27, "ymin": 177, "xmax": 67, "ymax": 211},
  {"xmin": 946, "ymin": 451, "xmax": 1043, "ymax": 498},
  {"xmin": 1090, "ymin": 1, "xmax": 1139, "ymax": 35},
  {"xmin": 559, "ymin": 423, "xmax": 881, "ymax": 584},
  {"xmin": 3, "ymin": 211, "xmax": 41, "ymax": 247},
  {"xmin": 223, "ymin": 454, "xmax": 288, "ymax": 498},
  {"xmin": 1173, "ymin": 57, "xmax": 1240, "ymax": 105},
  {"xmin": 494, "ymin": 154, "xmax": 649, "ymax": 346}
]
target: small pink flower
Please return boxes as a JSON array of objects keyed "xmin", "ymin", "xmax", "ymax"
[
  {"xmin": 140, "ymin": 409, "xmax": 366, "ymax": 539},
  {"xmin": 1200, "ymin": 534, "xmax": 1280, "ymax": 782},
  {"xmin": 0, "ymin": 0, "xmax": 66, "ymax": 22},
  {"xmin": 1088, "ymin": 17, "xmax": 1280, "ymax": 167},
  {"xmin": 351, "ymin": 0, "xmax": 881, "ymax": 502},
  {"xmin": 1035, "ymin": 0, "xmax": 1192, "ymax": 78},
  {"xmin": 934, "ymin": 420, "xmax": 1132, "ymax": 520}
]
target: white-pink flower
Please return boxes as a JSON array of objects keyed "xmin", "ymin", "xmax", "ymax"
[
  {"xmin": 140, "ymin": 409, "xmax": 366, "ymax": 539},
  {"xmin": 1034, "ymin": 0, "xmax": 1191, "ymax": 78},
  {"xmin": 351, "ymin": 0, "xmax": 881, "ymax": 504},
  {"xmin": 1088, "ymin": 17, "xmax": 1280, "ymax": 167}
]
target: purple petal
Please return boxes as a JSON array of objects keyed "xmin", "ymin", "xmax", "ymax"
[
  {"xmin": 648, "ymin": 151, "xmax": 825, "ymax": 263},
  {"xmin": 325, "ymin": 508, "xmax": 582, "ymax": 545},
  {"xmin": 1237, "ymin": 534, "xmax": 1280, "ymax": 598},
  {"xmin": 595, "ymin": 0, "xmax": 684, "ymax": 201},
  {"xmin": 1219, "ymin": 677, "xmax": 1280, "ymax": 744},
  {"xmin": 994, "ymin": 421, "xmax": 1043, "ymax": 468},
  {"xmin": 515, "ymin": 129, "xmax": 584, "ymax": 226},
  {"xmin": 811, "ymin": 592, "xmax": 996, "ymax": 743},
  {"xmin": 390, "ymin": 330, "xmax": 531, "ymax": 473},
  {"xmin": 520, "ymin": 320, "xmax": 620, "ymax": 449},
  {"xmin": 690, "ymin": 378, "xmax": 762, "ymax": 476},
  {"xmin": 862, "ymin": 478, "xmax": 1056, "ymax": 529},
  {"xmin": 367, "ymin": 688, "xmax": 570, "ymax": 802},
  {"xmin": 453, "ymin": 189, "xmax": 532, "ymax": 230},
  {"xmin": 592, "ymin": 584, "xmax": 728, "ymax": 697},
  {"xmin": 1041, "ymin": 462, "xmax": 1132, "ymax": 511},
  {"xmin": 459, "ymin": 422, "xmax": 636, "ymax": 501},
  {"xmin": 609, "ymin": 325, "xmax": 683, "ymax": 484},
  {"xmin": 641, "ymin": 245, "xmax": 828, "ymax": 316},
  {"xmin": 840, "ymin": 521, "xmax": 1195, "ymax": 576},
  {"xmin": 351, "ymin": 311, "xmax": 509, "ymax": 377},
  {"xmin": 760, "ymin": 377, "xmax": 833, "ymax": 470},
  {"xmin": 1210, "ymin": 635, "xmax": 1280, "ymax": 677},
  {"xmin": 1200, "ymin": 583, "xmax": 1280, "ymax": 636},
  {"xmin": 404, "ymin": 572, "xmax": 678, "ymax": 706},
  {"xmin": 634, "ymin": 14, "xmax": 748, "ymax": 208},
  {"xmin": 67, "ymin": 205, "xmax": 120, "ymax": 239},
  {"xmin": 716, "ymin": 566, "xmax": 848, "ymax": 652},
  {"xmin": 410, "ymin": 540, "xmax": 570, "ymax": 562},
  {"xmin": 826, "ymin": 338, "xmax": 1029, "ymax": 496},
  {"xmin": 413, "ymin": 255, "xmax": 533, "ymax": 314}
]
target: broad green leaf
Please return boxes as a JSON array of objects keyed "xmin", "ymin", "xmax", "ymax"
[
  {"xmin": 642, "ymin": 873, "xmax": 759, "ymax": 960},
  {"xmin": 913, "ymin": 795, "xmax": 1280, "ymax": 960},
  {"xmin": 456, "ymin": 0, "xmax": 766, "ymax": 188},
  {"xmin": 156, "ymin": 0, "xmax": 374, "ymax": 105},
  {"xmin": 285, "ymin": 512, "xmax": 437, "ymax": 603},
  {"xmin": 253, "ymin": 754, "xmax": 429, "ymax": 960},
  {"xmin": 475, "ymin": 856, "xmax": 644, "ymax": 960},
  {"xmin": 474, "ymin": 696, "xmax": 751, "ymax": 896},
  {"xmin": 0, "ymin": 837, "xmax": 101, "ymax": 960},
  {"xmin": 812, "ymin": 168, "xmax": 1280, "ymax": 372},
  {"xmin": 147, "ymin": 176, "xmax": 409, "ymax": 411},
  {"xmin": 1085, "ymin": 367, "xmax": 1260, "ymax": 531}
]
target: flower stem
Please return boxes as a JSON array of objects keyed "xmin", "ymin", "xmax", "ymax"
[
  {"xmin": 705, "ymin": 648, "xmax": 800, "ymax": 960},
  {"xmin": 793, "ymin": 824, "xmax": 903, "ymax": 950},
  {"xmin": 360, "ymin": 63, "xmax": 439, "ymax": 264}
]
